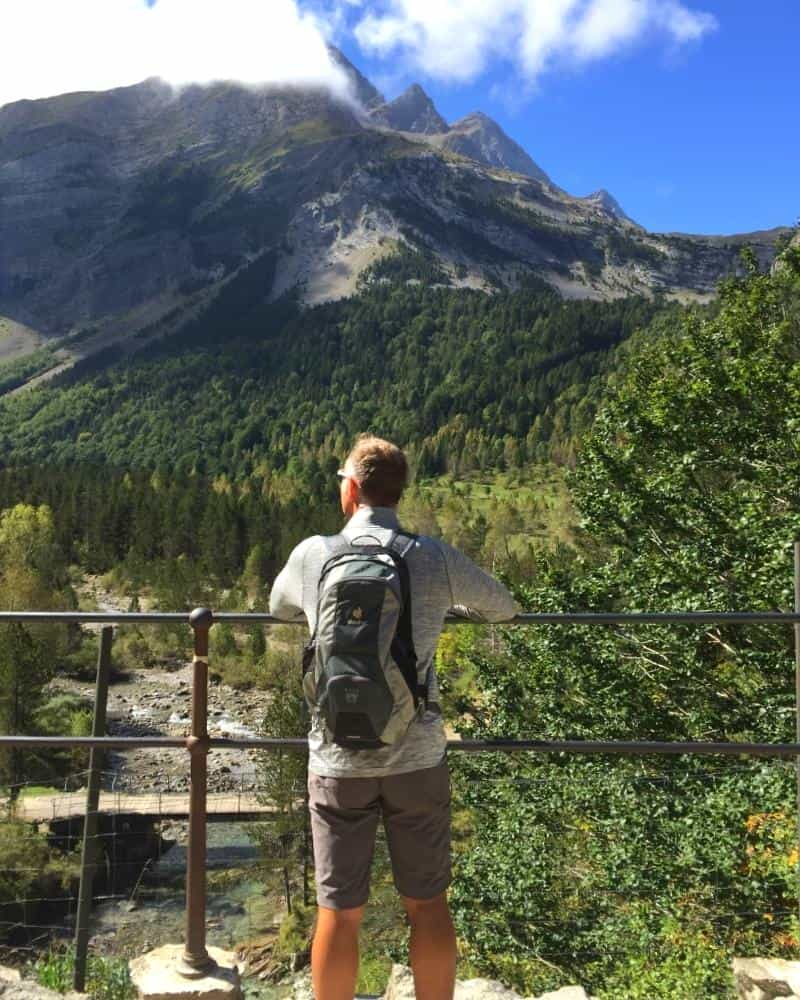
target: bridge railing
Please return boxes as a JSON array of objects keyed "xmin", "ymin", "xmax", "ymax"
[{"xmin": 1, "ymin": 547, "xmax": 800, "ymax": 989}]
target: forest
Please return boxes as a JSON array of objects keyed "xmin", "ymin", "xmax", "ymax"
[
  {"xmin": 0, "ymin": 256, "xmax": 667, "ymax": 479},
  {"xmin": 0, "ymin": 242, "xmax": 798, "ymax": 997}
]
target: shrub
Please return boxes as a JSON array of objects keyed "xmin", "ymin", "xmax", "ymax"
[{"xmin": 33, "ymin": 946, "xmax": 135, "ymax": 1000}]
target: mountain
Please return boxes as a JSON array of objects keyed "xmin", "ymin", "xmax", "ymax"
[
  {"xmin": 327, "ymin": 45, "xmax": 384, "ymax": 109},
  {"xmin": 441, "ymin": 112, "xmax": 551, "ymax": 184},
  {"xmin": 369, "ymin": 94, "xmax": 552, "ymax": 183},
  {"xmin": 0, "ymin": 77, "xmax": 362, "ymax": 337},
  {"xmin": 0, "ymin": 57, "xmax": 790, "ymax": 375},
  {"xmin": 585, "ymin": 188, "xmax": 636, "ymax": 225},
  {"xmin": 370, "ymin": 83, "xmax": 449, "ymax": 134}
]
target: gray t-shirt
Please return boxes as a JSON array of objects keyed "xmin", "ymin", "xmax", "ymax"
[{"xmin": 269, "ymin": 505, "xmax": 519, "ymax": 777}]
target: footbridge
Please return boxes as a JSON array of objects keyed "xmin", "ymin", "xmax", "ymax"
[
  {"xmin": 3, "ymin": 596, "xmax": 800, "ymax": 993},
  {"xmin": 8, "ymin": 790, "xmax": 276, "ymax": 824}
]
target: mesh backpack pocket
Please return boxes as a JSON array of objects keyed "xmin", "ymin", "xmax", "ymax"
[{"xmin": 303, "ymin": 532, "xmax": 423, "ymax": 749}]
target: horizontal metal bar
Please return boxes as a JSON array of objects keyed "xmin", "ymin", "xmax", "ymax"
[
  {"xmin": 0, "ymin": 736, "xmax": 186, "ymax": 749},
  {"xmin": 0, "ymin": 612, "xmax": 189, "ymax": 624},
  {"xmin": 3, "ymin": 734, "xmax": 800, "ymax": 759},
  {"xmin": 452, "ymin": 739, "xmax": 800, "ymax": 758},
  {"xmin": 509, "ymin": 612, "xmax": 800, "ymax": 625},
  {"xmin": 208, "ymin": 737, "xmax": 800, "ymax": 759},
  {"xmin": 1, "ymin": 611, "xmax": 799, "ymax": 625}
]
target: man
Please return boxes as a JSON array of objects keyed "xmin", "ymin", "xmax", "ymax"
[{"xmin": 270, "ymin": 435, "xmax": 518, "ymax": 1000}]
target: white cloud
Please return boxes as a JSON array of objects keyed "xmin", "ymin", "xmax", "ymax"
[
  {"xmin": 654, "ymin": 0, "xmax": 717, "ymax": 41},
  {"xmin": 0, "ymin": 0, "xmax": 351, "ymax": 110},
  {"xmin": 352, "ymin": 0, "xmax": 717, "ymax": 85},
  {"xmin": 571, "ymin": 0, "xmax": 649, "ymax": 61}
]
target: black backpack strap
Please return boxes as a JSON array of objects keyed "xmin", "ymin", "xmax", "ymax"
[
  {"xmin": 384, "ymin": 533, "xmax": 427, "ymax": 708},
  {"xmin": 304, "ymin": 535, "xmax": 350, "ymax": 676}
]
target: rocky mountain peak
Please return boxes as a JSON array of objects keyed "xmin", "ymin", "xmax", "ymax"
[
  {"xmin": 369, "ymin": 83, "xmax": 449, "ymax": 134},
  {"xmin": 327, "ymin": 44, "xmax": 384, "ymax": 109},
  {"xmin": 586, "ymin": 188, "xmax": 635, "ymax": 225},
  {"xmin": 443, "ymin": 111, "xmax": 551, "ymax": 184}
]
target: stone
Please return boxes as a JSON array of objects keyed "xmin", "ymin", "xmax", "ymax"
[
  {"xmin": 383, "ymin": 965, "xmax": 415, "ymax": 1000},
  {"xmin": 0, "ymin": 966, "xmax": 85, "ymax": 999},
  {"xmin": 129, "ymin": 944, "xmax": 242, "ymax": 1000},
  {"xmin": 290, "ymin": 971, "xmax": 314, "ymax": 1000},
  {"xmin": 537, "ymin": 990, "xmax": 593, "ymax": 1000},
  {"xmin": 382, "ymin": 964, "xmax": 593, "ymax": 1000},
  {"xmin": 733, "ymin": 957, "xmax": 800, "ymax": 999},
  {"xmin": 457, "ymin": 978, "xmax": 528, "ymax": 999}
]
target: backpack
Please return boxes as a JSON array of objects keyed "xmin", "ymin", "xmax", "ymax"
[{"xmin": 302, "ymin": 531, "xmax": 426, "ymax": 749}]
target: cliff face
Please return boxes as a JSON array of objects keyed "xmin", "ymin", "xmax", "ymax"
[
  {"xmin": 0, "ymin": 71, "xmax": 789, "ymax": 345},
  {"xmin": 0, "ymin": 78, "xmax": 363, "ymax": 334}
]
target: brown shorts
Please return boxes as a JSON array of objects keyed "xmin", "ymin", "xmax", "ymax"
[{"xmin": 307, "ymin": 761, "xmax": 451, "ymax": 910}]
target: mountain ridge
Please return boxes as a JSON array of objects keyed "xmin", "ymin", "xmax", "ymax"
[
  {"xmin": 370, "ymin": 83, "xmax": 449, "ymax": 134},
  {"xmin": 0, "ymin": 56, "xmax": 790, "ymax": 368},
  {"xmin": 440, "ymin": 111, "xmax": 552, "ymax": 185}
]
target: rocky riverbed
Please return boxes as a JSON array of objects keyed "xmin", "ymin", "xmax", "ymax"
[
  {"xmin": 55, "ymin": 576, "xmax": 276, "ymax": 794},
  {"xmin": 51, "ymin": 652, "xmax": 272, "ymax": 794},
  {"xmin": 107, "ymin": 661, "xmax": 270, "ymax": 794}
]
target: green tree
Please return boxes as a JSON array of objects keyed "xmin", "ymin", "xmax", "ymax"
[
  {"xmin": 0, "ymin": 505, "xmax": 66, "ymax": 791},
  {"xmin": 241, "ymin": 544, "xmax": 268, "ymax": 604},
  {"xmin": 252, "ymin": 634, "xmax": 309, "ymax": 913},
  {"xmin": 450, "ymin": 247, "xmax": 800, "ymax": 996}
]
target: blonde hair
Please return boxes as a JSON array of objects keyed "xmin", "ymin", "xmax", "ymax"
[{"xmin": 347, "ymin": 435, "xmax": 408, "ymax": 506}]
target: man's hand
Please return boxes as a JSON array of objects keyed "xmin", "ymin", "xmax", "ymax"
[{"xmin": 449, "ymin": 604, "xmax": 488, "ymax": 623}]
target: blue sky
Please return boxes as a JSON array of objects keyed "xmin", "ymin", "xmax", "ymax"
[{"xmin": 333, "ymin": 1, "xmax": 799, "ymax": 236}]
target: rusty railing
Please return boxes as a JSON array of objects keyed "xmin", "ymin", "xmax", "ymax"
[{"xmin": 0, "ymin": 543, "xmax": 799, "ymax": 986}]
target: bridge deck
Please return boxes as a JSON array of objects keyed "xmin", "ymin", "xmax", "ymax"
[{"xmin": 7, "ymin": 791, "xmax": 275, "ymax": 823}]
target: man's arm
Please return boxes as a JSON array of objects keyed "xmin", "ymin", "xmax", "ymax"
[
  {"xmin": 439, "ymin": 541, "xmax": 520, "ymax": 623},
  {"xmin": 269, "ymin": 538, "xmax": 313, "ymax": 622}
]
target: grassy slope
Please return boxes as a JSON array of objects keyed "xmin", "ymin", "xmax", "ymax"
[
  {"xmin": 415, "ymin": 465, "xmax": 575, "ymax": 549},
  {"xmin": 0, "ymin": 316, "xmax": 45, "ymax": 362}
]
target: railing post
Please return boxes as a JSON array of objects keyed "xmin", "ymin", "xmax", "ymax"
[
  {"xmin": 178, "ymin": 608, "xmax": 215, "ymax": 978},
  {"xmin": 74, "ymin": 626, "xmax": 113, "ymax": 992},
  {"xmin": 794, "ymin": 542, "xmax": 800, "ymax": 929}
]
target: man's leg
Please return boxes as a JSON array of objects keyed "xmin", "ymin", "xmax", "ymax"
[
  {"xmin": 312, "ymin": 904, "xmax": 365, "ymax": 1000},
  {"xmin": 382, "ymin": 762, "xmax": 454, "ymax": 999},
  {"xmin": 307, "ymin": 772, "xmax": 380, "ymax": 1000},
  {"xmin": 402, "ymin": 892, "xmax": 457, "ymax": 1000}
]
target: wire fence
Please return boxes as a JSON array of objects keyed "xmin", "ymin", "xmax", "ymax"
[
  {"xmin": 0, "ymin": 592, "xmax": 799, "ymax": 993},
  {"xmin": 2, "ymin": 760, "xmax": 799, "ymax": 978}
]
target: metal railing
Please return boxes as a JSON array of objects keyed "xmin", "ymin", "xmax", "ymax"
[{"xmin": 1, "ymin": 543, "xmax": 799, "ymax": 988}]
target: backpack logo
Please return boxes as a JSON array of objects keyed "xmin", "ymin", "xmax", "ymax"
[
  {"xmin": 345, "ymin": 689, "xmax": 359, "ymax": 705},
  {"xmin": 348, "ymin": 606, "xmax": 364, "ymax": 624}
]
